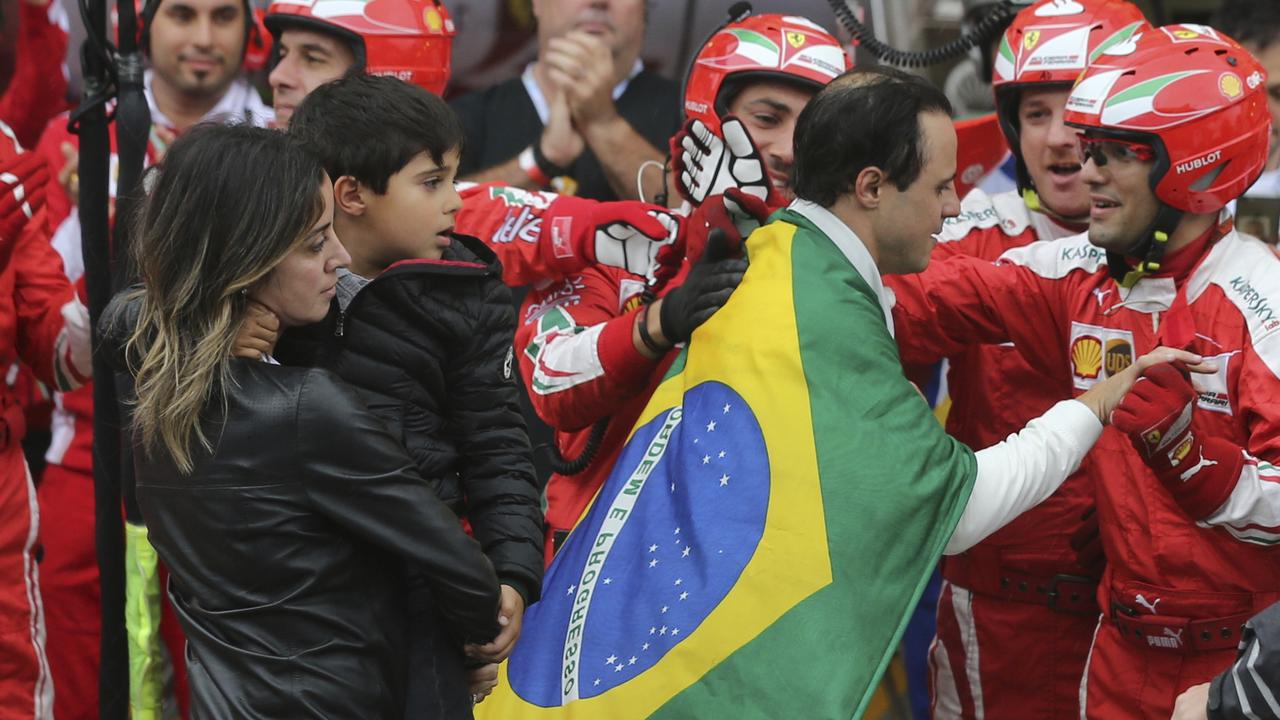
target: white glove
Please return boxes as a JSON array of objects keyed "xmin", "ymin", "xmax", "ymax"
[
  {"xmin": 673, "ymin": 117, "xmax": 774, "ymax": 207},
  {"xmin": 594, "ymin": 209, "xmax": 682, "ymax": 283},
  {"xmin": 56, "ymin": 298, "xmax": 93, "ymax": 387}
]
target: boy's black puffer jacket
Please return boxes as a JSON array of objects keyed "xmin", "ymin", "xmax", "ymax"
[{"xmin": 278, "ymin": 235, "xmax": 543, "ymax": 606}]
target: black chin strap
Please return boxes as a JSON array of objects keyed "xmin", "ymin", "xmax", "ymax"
[{"xmin": 1108, "ymin": 203, "xmax": 1183, "ymax": 288}]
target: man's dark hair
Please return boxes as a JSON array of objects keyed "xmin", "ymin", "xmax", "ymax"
[
  {"xmin": 792, "ymin": 67, "xmax": 953, "ymax": 207},
  {"xmin": 1213, "ymin": 0, "xmax": 1280, "ymax": 52},
  {"xmin": 290, "ymin": 74, "xmax": 464, "ymax": 194}
]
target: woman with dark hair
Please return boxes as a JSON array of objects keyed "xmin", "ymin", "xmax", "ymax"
[{"xmin": 107, "ymin": 123, "xmax": 501, "ymax": 718}]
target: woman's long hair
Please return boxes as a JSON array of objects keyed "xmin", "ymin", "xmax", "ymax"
[{"xmin": 127, "ymin": 124, "xmax": 326, "ymax": 474}]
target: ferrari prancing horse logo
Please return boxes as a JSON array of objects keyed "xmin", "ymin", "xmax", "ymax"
[
  {"xmin": 1024, "ymin": 30, "xmax": 1042, "ymax": 50},
  {"xmin": 786, "ymin": 31, "xmax": 806, "ymax": 49}
]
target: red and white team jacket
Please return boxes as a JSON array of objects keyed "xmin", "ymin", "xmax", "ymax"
[
  {"xmin": 891, "ymin": 214, "xmax": 1280, "ymax": 613},
  {"xmin": 0, "ymin": 0, "xmax": 69, "ymax": 149},
  {"xmin": 920, "ymin": 189, "xmax": 1098, "ymax": 595},
  {"xmin": 512, "ymin": 263, "xmax": 669, "ymax": 563}
]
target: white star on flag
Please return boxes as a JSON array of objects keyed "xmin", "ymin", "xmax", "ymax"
[
  {"xmin": 606, "ymin": 654, "xmax": 617, "ymax": 665},
  {"xmin": 706, "ymin": 420, "xmax": 717, "ymax": 432},
  {"xmin": 649, "ymin": 558, "xmax": 658, "ymax": 568},
  {"xmin": 649, "ymin": 544, "xmax": 658, "ymax": 552},
  {"xmin": 679, "ymin": 591, "xmax": 689, "ymax": 601},
  {"xmin": 723, "ymin": 403, "xmax": 731, "ymax": 413},
  {"xmin": 566, "ymin": 585, "xmax": 575, "ymax": 596},
  {"xmin": 702, "ymin": 455, "xmax": 710, "ymax": 465},
  {"xmin": 718, "ymin": 450, "xmax": 726, "ymax": 458},
  {"xmin": 603, "ymin": 578, "xmax": 612, "ymax": 585},
  {"xmin": 719, "ymin": 474, "xmax": 730, "ymax": 486},
  {"xmin": 682, "ymin": 546, "xmax": 690, "ymax": 557}
]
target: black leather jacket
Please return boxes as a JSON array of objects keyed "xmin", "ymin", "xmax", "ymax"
[{"xmin": 131, "ymin": 360, "xmax": 501, "ymax": 719}]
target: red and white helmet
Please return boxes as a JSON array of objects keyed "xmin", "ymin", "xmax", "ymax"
[
  {"xmin": 682, "ymin": 13, "xmax": 850, "ymax": 135},
  {"xmin": 1064, "ymin": 24, "xmax": 1270, "ymax": 214},
  {"xmin": 992, "ymin": 0, "xmax": 1149, "ymax": 194},
  {"xmin": 264, "ymin": 0, "xmax": 455, "ymax": 95}
]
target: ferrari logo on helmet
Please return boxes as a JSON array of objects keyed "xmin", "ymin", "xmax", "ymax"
[
  {"xmin": 1024, "ymin": 30, "xmax": 1041, "ymax": 50},
  {"xmin": 1220, "ymin": 73, "xmax": 1243, "ymax": 99},
  {"xmin": 786, "ymin": 31, "xmax": 806, "ymax": 49},
  {"xmin": 1173, "ymin": 29, "xmax": 1200, "ymax": 39}
]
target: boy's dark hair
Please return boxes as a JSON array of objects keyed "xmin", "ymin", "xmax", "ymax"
[
  {"xmin": 792, "ymin": 67, "xmax": 953, "ymax": 207},
  {"xmin": 1213, "ymin": 0, "xmax": 1280, "ymax": 52},
  {"xmin": 290, "ymin": 74, "xmax": 464, "ymax": 194}
]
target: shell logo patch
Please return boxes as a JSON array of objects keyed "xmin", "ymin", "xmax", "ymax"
[
  {"xmin": 1070, "ymin": 322, "xmax": 1136, "ymax": 390},
  {"xmin": 424, "ymin": 7, "xmax": 442, "ymax": 31},
  {"xmin": 1072, "ymin": 335, "xmax": 1103, "ymax": 380},
  {"xmin": 1168, "ymin": 434, "xmax": 1195, "ymax": 466},
  {"xmin": 1220, "ymin": 73, "xmax": 1243, "ymax": 100}
]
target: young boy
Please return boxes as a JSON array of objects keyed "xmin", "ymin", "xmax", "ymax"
[{"xmin": 278, "ymin": 74, "xmax": 542, "ymax": 716}]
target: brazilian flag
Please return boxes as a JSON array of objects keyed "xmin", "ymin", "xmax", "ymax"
[{"xmin": 478, "ymin": 207, "xmax": 977, "ymax": 719}]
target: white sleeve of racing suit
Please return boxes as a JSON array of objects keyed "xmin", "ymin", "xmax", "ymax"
[
  {"xmin": 1198, "ymin": 455, "xmax": 1280, "ymax": 545},
  {"xmin": 945, "ymin": 399, "xmax": 1102, "ymax": 555}
]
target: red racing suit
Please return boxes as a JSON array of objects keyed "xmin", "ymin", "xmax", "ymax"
[
  {"xmin": 457, "ymin": 184, "xmax": 681, "ymax": 563},
  {"xmin": 0, "ymin": 200, "xmax": 82, "ymax": 720},
  {"xmin": 890, "ymin": 215, "xmax": 1280, "ymax": 720},
  {"xmin": 514, "ymin": 265, "xmax": 670, "ymax": 565},
  {"xmin": 439, "ymin": 184, "xmax": 691, "ymax": 565},
  {"xmin": 0, "ymin": 0, "xmax": 69, "ymax": 150},
  {"xmin": 917, "ymin": 189, "xmax": 1100, "ymax": 720}
]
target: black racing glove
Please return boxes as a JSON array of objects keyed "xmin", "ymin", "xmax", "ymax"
[{"xmin": 657, "ymin": 228, "xmax": 748, "ymax": 344}]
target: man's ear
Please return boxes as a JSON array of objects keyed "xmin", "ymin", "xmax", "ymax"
[
  {"xmin": 854, "ymin": 166, "xmax": 885, "ymax": 210},
  {"xmin": 332, "ymin": 175, "xmax": 367, "ymax": 216}
]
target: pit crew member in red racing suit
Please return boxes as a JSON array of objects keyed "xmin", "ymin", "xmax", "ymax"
[
  {"xmin": 518, "ymin": 12, "xmax": 850, "ymax": 561},
  {"xmin": 918, "ymin": 2, "xmax": 1151, "ymax": 718},
  {"xmin": 888, "ymin": 27, "xmax": 1280, "ymax": 720},
  {"xmin": 0, "ymin": 122, "xmax": 90, "ymax": 720}
]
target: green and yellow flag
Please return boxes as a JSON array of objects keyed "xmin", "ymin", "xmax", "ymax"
[{"xmin": 478, "ymin": 209, "xmax": 977, "ymax": 719}]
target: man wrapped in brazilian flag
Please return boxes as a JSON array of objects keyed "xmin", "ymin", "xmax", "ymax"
[{"xmin": 476, "ymin": 67, "xmax": 1203, "ymax": 719}]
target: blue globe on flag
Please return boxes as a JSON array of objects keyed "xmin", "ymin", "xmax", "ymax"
[{"xmin": 508, "ymin": 381, "xmax": 770, "ymax": 707}]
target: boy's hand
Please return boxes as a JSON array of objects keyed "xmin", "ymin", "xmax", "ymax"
[
  {"xmin": 233, "ymin": 301, "xmax": 280, "ymax": 359},
  {"xmin": 467, "ymin": 663, "xmax": 499, "ymax": 705},
  {"xmin": 464, "ymin": 584, "xmax": 525, "ymax": 663}
]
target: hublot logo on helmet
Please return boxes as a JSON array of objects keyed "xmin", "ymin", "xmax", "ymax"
[{"xmin": 1175, "ymin": 150, "xmax": 1222, "ymax": 175}]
